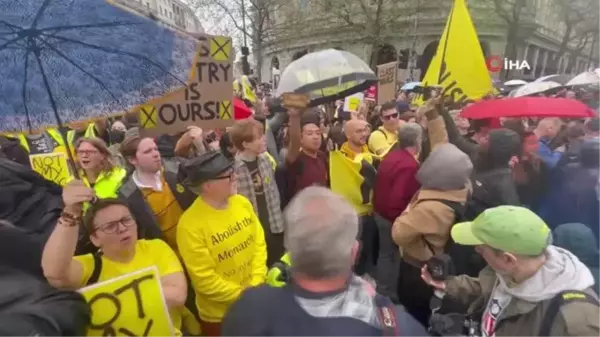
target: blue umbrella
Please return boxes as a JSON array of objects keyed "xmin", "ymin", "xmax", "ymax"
[
  {"xmin": 401, "ymin": 81, "xmax": 421, "ymax": 91},
  {"xmin": 0, "ymin": 0, "xmax": 199, "ymax": 133}
]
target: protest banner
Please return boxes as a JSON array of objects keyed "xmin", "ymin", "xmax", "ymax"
[
  {"xmin": 377, "ymin": 62, "xmax": 398, "ymax": 104},
  {"xmin": 136, "ymin": 34, "xmax": 234, "ymax": 136},
  {"xmin": 30, "ymin": 152, "xmax": 71, "ymax": 186},
  {"xmin": 79, "ymin": 267, "xmax": 174, "ymax": 337},
  {"xmin": 343, "ymin": 92, "xmax": 364, "ymax": 113},
  {"xmin": 412, "ymin": 0, "xmax": 493, "ymax": 106}
]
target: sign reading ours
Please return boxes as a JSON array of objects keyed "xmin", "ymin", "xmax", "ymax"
[{"xmin": 136, "ymin": 34, "xmax": 234, "ymax": 136}]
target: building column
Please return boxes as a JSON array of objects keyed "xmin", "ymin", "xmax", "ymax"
[
  {"xmin": 531, "ymin": 46, "xmax": 540, "ymax": 76},
  {"xmin": 521, "ymin": 44, "xmax": 530, "ymax": 61},
  {"xmin": 541, "ymin": 50, "xmax": 549, "ymax": 77}
]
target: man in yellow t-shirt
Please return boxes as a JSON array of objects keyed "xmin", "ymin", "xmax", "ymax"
[
  {"xmin": 40, "ymin": 188, "xmax": 188, "ymax": 334},
  {"xmin": 368, "ymin": 101, "xmax": 406, "ymax": 156},
  {"xmin": 177, "ymin": 151, "xmax": 268, "ymax": 336}
]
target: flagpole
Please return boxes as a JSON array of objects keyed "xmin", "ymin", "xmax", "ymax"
[{"xmin": 437, "ymin": 0, "xmax": 456, "ymax": 84}]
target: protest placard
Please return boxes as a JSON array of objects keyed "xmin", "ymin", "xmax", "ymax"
[
  {"xmin": 30, "ymin": 152, "xmax": 71, "ymax": 186},
  {"xmin": 343, "ymin": 92, "xmax": 364, "ymax": 113},
  {"xmin": 377, "ymin": 61, "xmax": 398, "ymax": 103},
  {"xmin": 79, "ymin": 267, "xmax": 174, "ymax": 337},
  {"xmin": 136, "ymin": 34, "xmax": 234, "ymax": 136}
]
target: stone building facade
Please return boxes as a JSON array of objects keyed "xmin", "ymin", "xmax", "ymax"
[
  {"xmin": 112, "ymin": 0, "xmax": 204, "ymax": 34},
  {"xmin": 259, "ymin": 0, "xmax": 598, "ymax": 84}
]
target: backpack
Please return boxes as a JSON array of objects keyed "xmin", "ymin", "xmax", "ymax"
[
  {"xmin": 421, "ymin": 198, "xmax": 485, "ymax": 277},
  {"xmin": 538, "ymin": 290, "xmax": 599, "ymax": 336}
]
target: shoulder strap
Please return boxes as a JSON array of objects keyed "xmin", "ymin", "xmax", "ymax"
[
  {"xmin": 378, "ymin": 129, "xmax": 387, "ymax": 140},
  {"xmin": 374, "ymin": 295, "xmax": 400, "ymax": 336},
  {"xmin": 539, "ymin": 290, "xmax": 599, "ymax": 336},
  {"xmin": 86, "ymin": 252, "xmax": 103, "ymax": 286},
  {"xmin": 416, "ymin": 198, "xmax": 465, "ymax": 256}
]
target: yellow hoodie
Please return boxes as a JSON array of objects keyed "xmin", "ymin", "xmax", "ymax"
[{"xmin": 177, "ymin": 194, "xmax": 267, "ymax": 322}]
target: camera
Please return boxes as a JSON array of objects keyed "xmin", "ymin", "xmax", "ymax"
[{"xmin": 426, "ymin": 253, "xmax": 454, "ymax": 281}]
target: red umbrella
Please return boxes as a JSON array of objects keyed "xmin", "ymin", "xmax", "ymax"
[
  {"xmin": 460, "ymin": 97, "xmax": 596, "ymax": 120},
  {"xmin": 234, "ymin": 97, "xmax": 252, "ymax": 120}
]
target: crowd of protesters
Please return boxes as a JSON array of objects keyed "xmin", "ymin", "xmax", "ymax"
[{"xmin": 0, "ymin": 83, "xmax": 599, "ymax": 336}]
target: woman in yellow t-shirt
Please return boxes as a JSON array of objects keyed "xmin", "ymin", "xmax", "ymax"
[{"xmin": 41, "ymin": 183, "xmax": 187, "ymax": 335}]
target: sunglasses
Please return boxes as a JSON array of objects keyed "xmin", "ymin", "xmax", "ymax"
[{"xmin": 382, "ymin": 113, "xmax": 399, "ymax": 121}]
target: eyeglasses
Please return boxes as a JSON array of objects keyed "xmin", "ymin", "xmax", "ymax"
[
  {"xmin": 77, "ymin": 150, "xmax": 100, "ymax": 156},
  {"xmin": 94, "ymin": 216, "xmax": 135, "ymax": 234},
  {"xmin": 382, "ymin": 113, "xmax": 399, "ymax": 121}
]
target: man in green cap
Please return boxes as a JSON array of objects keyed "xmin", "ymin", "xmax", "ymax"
[{"xmin": 421, "ymin": 206, "xmax": 599, "ymax": 336}]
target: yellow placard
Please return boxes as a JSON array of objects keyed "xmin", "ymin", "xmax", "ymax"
[
  {"xmin": 79, "ymin": 267, "xmax": 174, "ymax": 337},
  {"xmin": 30, "ymin": 152, "xmax": 71, "ymax": 186}
]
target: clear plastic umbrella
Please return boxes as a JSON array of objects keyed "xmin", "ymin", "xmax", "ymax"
[
  {"xmin": 511, "ymin": 81, "xmax": 562, "ymax": 97},
  {"xmin": 534, "ymin": 74, "xmax": 572, "ymax": 85},
  {"xmin": 275, "ymin": 49, "xmax": 378, "ymax": 106},
  {"xmin": 566, "ymin": 71, "xmax": 600, "ymax": 86},
  {"xmin": 504, "ymin": 79, "xmax": 528, "ymax": 86}
]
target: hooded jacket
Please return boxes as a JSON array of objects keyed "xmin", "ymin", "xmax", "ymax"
[
  {"xmin": 554, "ymin": 223, "xmax": 599, "ymax": 294},
  {"xmin": 392, "ymin": 143, "xmax": 473, "ymax": 264},
  {"xmin": 445, "ymin": 246, "xmax": 599, "ymax": 336}
]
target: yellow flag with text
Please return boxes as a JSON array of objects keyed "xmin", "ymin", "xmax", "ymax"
[
  {"xmin": 413, "ymin": 0, "xmax": 493, "ymax": 106},
  {"xmin": 329, "ymin": 151, "xmax": 379, "ymax": 216}
]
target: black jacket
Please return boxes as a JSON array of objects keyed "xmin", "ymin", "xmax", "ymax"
[
  {"xmin": 118, "ymin": 159, "xmax": 196, "ymax": 240},
  {"xmin": 0, "ymin": 267, "xmax": 90, "ymax": 336},
  {"xmin": 0, "ymin": 159, "xmax": 63, "ymax": 241},
  {"xmin": 0, "ymin": 136, "xmax": 30, "ymax": 168}
]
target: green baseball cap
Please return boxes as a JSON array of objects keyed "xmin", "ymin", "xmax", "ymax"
[{"xmin": 451, "ymin": 206, "xmax": 552, "ymax": 256}]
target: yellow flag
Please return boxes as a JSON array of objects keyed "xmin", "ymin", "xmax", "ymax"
[
  {"xmin": 329, "ymin": 151, "xmax": 379, "ymax": 216},
  {"xmin": 413, "ymin": 0, "xmax": 493, "ymax": 106}
]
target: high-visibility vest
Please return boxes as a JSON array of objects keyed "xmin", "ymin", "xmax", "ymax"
[
  {"xmin": 265, "ymin": 152, "xmax": 277, "ymax": 171},
  {"xmin": 19, "ymin": 129, "xmax": 72, "ymax": 186},
  {"xmin": 69, "ymin": 166, "xmax": 127, "ymax": 212},
  {"xmin": 67, "ymin": 124, "xmax": 97, "ymax": 146},
  {"xmin": 267, "ymin": 253, "xmax": 291, "ymax": 287},
  {"xmin": 18, "ymin": 129, "xmax": 65, "ymax": 153}
]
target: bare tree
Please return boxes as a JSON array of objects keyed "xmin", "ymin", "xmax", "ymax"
[
  {"xmin": 547, "ymin": 0, "xmax": 599, "ymax": 73},
  {"xmin": 492, "ymin": 0, "xmax": 538, "ymax": 79},
  {"xmin": 309, "ymin": 0, "xmax": 410, "ymax": 70},
  {"xmin": 190, "ymin": 0, "xmax": 294, "ymax": 81}
]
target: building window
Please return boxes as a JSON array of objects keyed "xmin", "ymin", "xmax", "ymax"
[
  {"xmin": 146, "ymin": 2, "xmax": 149, "ymax": 8},
  {"xmin": 169, "ymin": 12, "xmax": 172, "ymax": 19}
]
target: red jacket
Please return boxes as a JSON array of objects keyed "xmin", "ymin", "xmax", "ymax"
[{"xmin": 373, "ymin": 149, "xmax": 421, "ymax": 222}]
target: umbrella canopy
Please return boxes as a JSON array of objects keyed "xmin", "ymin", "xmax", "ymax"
[
  {"xmin": 275, "ymin": 49, "xmax": 377, "ymax": 106},
  {"xmin": 0, "ymin": 0, "xmax": 198, "ymax": 133},
  {"xmin": 401, "ymin": 82, "xmax": 421, "ymax": 91},
  {"xmin": 566, "ymin": 71, "xmax": 600, "ymax": 86},
  {"xmin": 510, "ymin": 81, "xmax": 562, "ymax": 97},
  {"xmin": 534, "ymin": 74, "xmax": 572, "ymax": 85},
  {"xmin": 233, "ymin": 97, "xmax": 252, "ymax": 120},
  {"xmin": 460, "ymin": 97, "xmax": 596, "ymax": 120},
  {"xmin": 504, "ymin": 79, "xmax": 528, "ymax": 86}
]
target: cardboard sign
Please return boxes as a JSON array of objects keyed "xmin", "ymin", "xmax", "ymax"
[
  {"xmin": 343, "ymin": 92, "xmax": 364, "ymax": 113},
  {"xmin": 79, "ymin": 267, "xmax": 174, "ymax": 337},
  {"xmin": 377, "ymin": 61, "xmax": 398, "ymax": 104},
  {"xmin": 282, "ymin": 93, "xmax": 310, "ymax": 109},
  {"xmin": 30, "ymin": 152, "xmax": 71, "ymax": 186},
  {"xmin": 136, "ymin": 34, "xmax": 234, "ymax": 136}
]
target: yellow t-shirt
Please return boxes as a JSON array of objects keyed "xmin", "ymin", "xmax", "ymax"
[
  {"xmin": 74, "ymin": 239, "xmax": 184, "ymax": 332},
  {"xmin": 368, "ymin": 127, "xmax": 397, "ymax": 156},
  {"xmin": 142, "ymin": 174, "xmax": 184, "ymax": 252},
  {"xmin": 177, "ymin": 194, "xmax": 268, "ymax": 322}
]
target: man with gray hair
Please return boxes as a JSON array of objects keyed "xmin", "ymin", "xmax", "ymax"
[
  {"xmin": 372, "ymin": 122, "xmax": 423, "ymax": 302},
  {"xmin": 221, "ymin": 187, "xmax": 426, "ymax": 336}
]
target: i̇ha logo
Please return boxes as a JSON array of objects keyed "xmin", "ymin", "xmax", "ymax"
[{"xmin": 486, "ymin": 55, "xmax": 531, "ymax": 73}]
